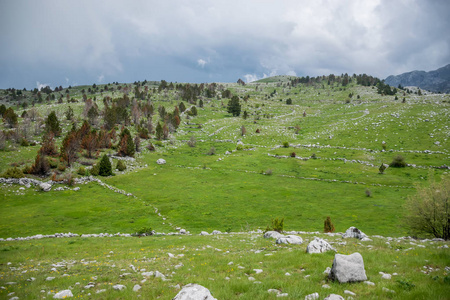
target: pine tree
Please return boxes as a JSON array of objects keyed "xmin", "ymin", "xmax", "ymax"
[
  {"xmin": 45, "ymin": 111, "xmax": 61, "ymax": 136},
  {"xmin": 227, "ymin": 96, "xmax": 241, "ymax": 116},
  {"xmin": 3, "ymin": 107, "xmax": 18, "ymax": 128},
  {"xmin": 155, "ymin": 122, "xmax": 163, "ymax": 140},
  {"xmin": 118, "ymin": 128, "xmax": 135, "ymax": 157},
  {"xmin": 98, "ymin": 154, "xmax": 113, "ymax": 176}
]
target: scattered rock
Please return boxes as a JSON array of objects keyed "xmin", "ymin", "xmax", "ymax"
[
  {"xmin": 382, "ymin": 287, "xmax": 395, "ymax": 293},
  {"xmin": 133, "ymin": 284, "xmax": 141, "ymax": 292},
  {"xmin": 173, "ymin": 284, "xmax": 217, "ymax": 300},
  {"xmin": 264, "ymin": 231, "xmax": 285, "ymax": 239},
  {"xmin": 39, "ymin": 182, "xmax": 52, "ymax": 192},
  {"xmin": 342, "ymin": 227, "xmax": 368, "ymax": 240},
  {"xmin": 276, "ymin": 235, "xmax": 303, "ymax": 245},
  {"xmin": 53, "ymin": 290, "xmax": 73, "ymax": 299},
  {"xmin": 344, "ymin": 290, "xmax": 356, "ymax": 296},
  {"xmin": 46, "ymin": 277, "xmax": 55, "ymax": 281},
  {"xmin": 254, "ymin": 269, "xmax": 263, "ymax": 274},
  {"xmin": 305, "ymin": 292, "xmax": 319, "ymax": 299},
  {"xmin": 364, "ymin": 281, "xmax": 375, "ymax": 286},
  {"xmin": 306, "ymin": 237, "xmax": 335, "ymax": 253},
  {"xmin": 200, "ymin": 231, "xmax": 210, "ymax": 236},
  {"xmin": 329, "ymin": 252, "xmax": 367, "ymax": 283},
  {"xmin": 113, "ymin": 284, "xmax": 126, "ymax": 291},
  {"xmin": 156, "ymin": 158, "xmax": 166, "ymax": 165},
  {"xmin": 322, "ymin": 284, "xmax": 331, "ymax": 289}
]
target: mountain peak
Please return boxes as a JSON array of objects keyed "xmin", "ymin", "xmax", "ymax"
[{"xmin": 385, "ymin": 64, "xmax": 450, "ymax": 93}]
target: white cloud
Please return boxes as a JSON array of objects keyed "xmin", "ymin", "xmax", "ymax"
[
  {"xmin": 36, "ymin": 81, "xmax": 51, "ymax": 90},
  {"xmin": 243, "ymin": 74, "xmax": 259, "ymax": 83},
  {"xmin": 98, "ymin": 74, "xmax": 105, "ymax": 83},
  {"xmin": 197, "ymin": 59, "xmax": 207, "ymax": 68}
]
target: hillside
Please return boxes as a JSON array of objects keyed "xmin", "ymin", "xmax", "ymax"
[
  {"xmin": 0, "ymin": 75, "xmax": 449, "ymax": 299},
  {"xmin": 385, "ymin": 64, "xmax": 450, "ymax": 93}
]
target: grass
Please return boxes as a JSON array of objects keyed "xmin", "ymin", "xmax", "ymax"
[
  {"xmin": 1, "ymin": 77, "xmax": 449, "ymax": 298},
  {"xmin": 0, "ymin": 232, "xmax": 448, "ymax": 299}
]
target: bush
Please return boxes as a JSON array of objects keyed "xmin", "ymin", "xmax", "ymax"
[
  {"xmin": 57, "ymin": 164, "xmax": 66, "ymax": 172},
  {"xmin": 146, "ymin": 143, "xmax": 155, "ymax": 151},
  {"xmin": 324, "ymin": 216, "xmax": 335, "ymax": 233},
  {"xmin": 264, "ymin": 169, "xmax": 273, "ymax": 175},
  {"xmin": 365, "ymin": 189, "xmax": 372, "ymax": 197},
  {"xmin": 134, "ymin": 227, "xmax": 153, "ymax": 236},
  {"xmin": 390, "ymin": 155, "xmax": 407, "ymax": 167},
  {"xmin": 405, "ymin": 175, "xmax": 449, "ymax": 240},
  {"xmin": 290, "ymin": 152, "xmax": 296, "ymax": 157},
  {"xmin": 207, "ymin": 146, "xmax": 216, "ymax": 155},
  {"xmin": 48, "ymin": 158, "xmax": 58, "ymax": 169},
  {"xmin": 311, "ymin": 153, "xmax": 317, "ymax": 159},
  {"xmin": 2, "ymin": 167, "xmax": 24, "ymax": 178},
  {"xmin": 77, "ymin": 167, "xmax": 86, "ymax": 176},
  {"xmin": 265, "ymin": 217, "xmax": 284, "ymax": 233},
  {"xmin": 282, "ymin": 141, "xmax": 289, "ymax": 148},
  {"xmin": 187, "ymin": 136, "xmax": 196, "ymax": 147},
  {"xmin": 116, "ymin": 160, "xmax": 126, "ymax": 171},
  {"xmin": 90, "ymin": 164, "xmax": 99, "ymax": 176}
]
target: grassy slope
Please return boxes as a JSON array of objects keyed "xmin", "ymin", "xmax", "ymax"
[{"xmin": 0, "ymin": 233, "xmax": 449, "ymax": 299}]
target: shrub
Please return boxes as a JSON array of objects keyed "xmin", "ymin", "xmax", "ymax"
[
  {"xmin": 30, "ymin": 153, "xmax": 50, "ymax": 176},
  {"xmin": 207, "ymin": 146, "xmax": 216, "ymax": 155},
  {"xmin": 390, "ymin": 155, "xmax": 407, "ymax": 168},
  {"xmin": 2, "ymin": 167, "xmax": 24, "ymax": 178},
  {"xmin": 57, "ymin": 164, "xmax": 66, "ymax": 172},
  {"xmin": 311, "ymin": 153, "xmax": 317, "ymax": 159},
  {"xmin": 48, "ymin": 158, "xmax": 58, "ymax": 169},
  {"xmin": 187, "ymin": 136, "xmax": 196, "ymax": 147},
  {"xmin": 282, "ymin": 141, "xmax": 289, "ymax": 148},
  {"xmin": 290, "ymin": 152, "xmax": 296, "ymax": 157},
  {"xmin": 405, "ymin": 175, "xmax": 449, "ymax": 240},
  {"xmin": 77, "ymin": 167, "xmax": 86, "ymax": 176},
  {"xmin": 20, "ymin": 138, "xmax": 29, "ymax": 147},
  {"xmin": 154, "ymin": 141, "xmax": 163, "ymax": 147},
  {"xmin": 365, "ymin": 189, "xmax": 372, "ymax": 197},
  {"xmin": 90, "ymin": 164, "xmax": 99, "ymax": 176},
  {"xmin": 66, "ymin": 173, "xmax": 75, "ymax": 186},
  {"xmin": 264, "ymin": 169, "xmax": 273, "ymax": 175},
  {"xmin": 134, "ymin": 227, "xmax": 153, "ymax": 236},
  {"xmin": 116, "ymin": 160, "xmax": 126, "ymax": 171},
  {"xmin": 265, "ymin": 217, "xmax": 284, "ymax": 233},
  {"xmin": 146, "ymin": 143, "xmax": 155, "ymax": 151},
  {"xmin": 324, "ymin": 216, "xmax": 335, "ymax": 233},
  {"xmin": 236, "ymin": 144, "xmax": 243, "ymax": 151}
]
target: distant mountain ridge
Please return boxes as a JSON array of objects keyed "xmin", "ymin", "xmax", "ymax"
[{"xmin": 384, "ymin": 64, "xmax": 450, "ymax": 93}]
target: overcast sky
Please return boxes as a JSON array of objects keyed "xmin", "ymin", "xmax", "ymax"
[{"xmin": 1, "ymin": 0, "xmax": 449, "ymax": 89}]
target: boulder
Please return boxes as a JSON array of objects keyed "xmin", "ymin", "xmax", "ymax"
[
  {"xmin": 39, "ymin": 182, "xmax": 52, "ymax": 192},
  {"xmin": 113, "ymin": 284, "xmax": 126, "ymax": 291},
  {"xmin": 200, "ymin": 231, "xmax": 210, "ymax": 236},
  {"xmin": 173, "ymin": 283, "xmax": 217, "ymax": 300},
  {"xmin": 276, "ymin": 235, "xmax": 303, "ymax": 245},
  {"xmin": 305, "ymin": 292, "xmax": 319, "ymax": 299},
  {"xmin": 53, "ymin": 290, "xmax": 73, "ymax": 298},
  {"xmin": 306, "ymin": 237, "xmax": 335, "ymax": 253},
  {"xmin": 342, "ymin": 227, "xmax": 368, "ymax": 240},
  {"xmin": 264, "ymin": 231, "xmax": 285, "ymax": 239},
  {"xmin": 329, "ymin": 252, "xmax": 367, "ymax": 283},
  {"xmin": 156, "ymin": 158, "xmax": 166, "ymax": 165}
]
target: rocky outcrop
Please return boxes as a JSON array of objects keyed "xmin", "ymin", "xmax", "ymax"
[{"xmin": 329, "ymin": 252, "xmax": 367, "ymax": 283}]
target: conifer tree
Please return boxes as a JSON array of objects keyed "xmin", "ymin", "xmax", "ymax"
[
  {"xmin": 45, "ymin": 111, "xmax": 61, "ymax": 136},
  {"xmin": 98, "ymin": 154, "xmax": 113, "ymax": 176}
]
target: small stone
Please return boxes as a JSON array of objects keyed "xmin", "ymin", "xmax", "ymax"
[
  {"xmin": 46, "ymin": 277, "xmax": 55, "ymax": 281},
  {"xmin": 322, "ymin": 284, "xmax": 331, "ymax": 289},
  {"xmin": 382, "ymin": 287, "xmax": 395, "ymax": 293},
  {"xmin": 364, "ymin": 281, "xmax": 375, "ymax": 286},
  {"xmin": 113, "ymin": 284, "xmax": 126, "ymax": 291},
  {"xmin": 53, "ymin": 290, "xmax": 73, "ymax": 299},
  {"xmin": 305, "ymin": 292, "xmax": 319, "ymax": 300},
  {"xmin": 344, "ymin": 290, "xmax": 356, "ymax": 296},
  {"xmin": 254, "ymin": 269, "xmax": 263, "ymax": 274},
  {"xmin": 133, "ymin": 284, "xmax": 141, "ymax": 292},
  {"xmin": 285, "ymin": 272, "xmax": 291, "ymax": 276}
]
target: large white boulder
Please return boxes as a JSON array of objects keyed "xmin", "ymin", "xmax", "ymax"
[
  {"xmin": 342, "ymin": 227, "xmax": 368, "ymax": 240},
  {"xmin": 329, "ymin": 252, "xmax": 367, "ymax": 283},
  {"xmin": 307, "ymin": 237, "xmax": 336, "ymax": 254},
  {"xmin": 276, "ymin": 235, "xmax": 303, "ymax": 245},
  {"xmin": 173, "ymin": 283, "xmax": 217, "ymax": 300},
  {"xmin": 264, "ymin": 231, "xmax": 285, "ymax": 239},
  {"xmin": 156, "ymin": 158, "xmax": 166, "ymax": 165}
]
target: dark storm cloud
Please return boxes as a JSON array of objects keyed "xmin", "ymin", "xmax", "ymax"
[{"xmin": 0, "ymin": 0, "xmax": 449, "ymax": 88}]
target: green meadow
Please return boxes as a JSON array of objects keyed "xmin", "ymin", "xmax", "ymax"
[{"xmin": 0, "ymin": 77, "xmax": 449, "ymax": 298}]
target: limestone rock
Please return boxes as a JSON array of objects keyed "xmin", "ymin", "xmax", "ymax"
[
  {"xmin": 305, "ymin": 292, "xmax": 319, "ymax": 299},
  {"xmin": 306, "ymin": 237, "xmax": 335, "ymax": 253},
  {"xmin": 39, "ymin": 182, "xmax": 52, "ymax": 192},
  {"xmin": 53, "ymin": 290, "xmax": 73, "ymax": 298},
  {"xmin": 276, "ymin": 235, "xmax": 303, "ymax": 245},
  {"xmin": 342, "ymin": 227, "xmax": 368, "ymax": 240},
  {"xmin": 173, "ymin": 283, "xmax": 217, "ymax": 300},
  {"xmin": 264, "ymin": 231, "xmax": 285, "ymax": 239},
  {"xmin": 156, "ymin": 158, "xmax": 166, "ymax": 165},
  {"xmin": 329, "ymin": 252, "xmax": 367, "ymax": 283},
  {"xmin": 113, "ymin": 284, "xmax": 126, "ymax": 291},
  {"xmin": 133, "ymin": 284, "xmax": 141, "ymax": 292},
  {"xmin": 200, "ymin": 231, "xmax": 210, "ymax": 236}
]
